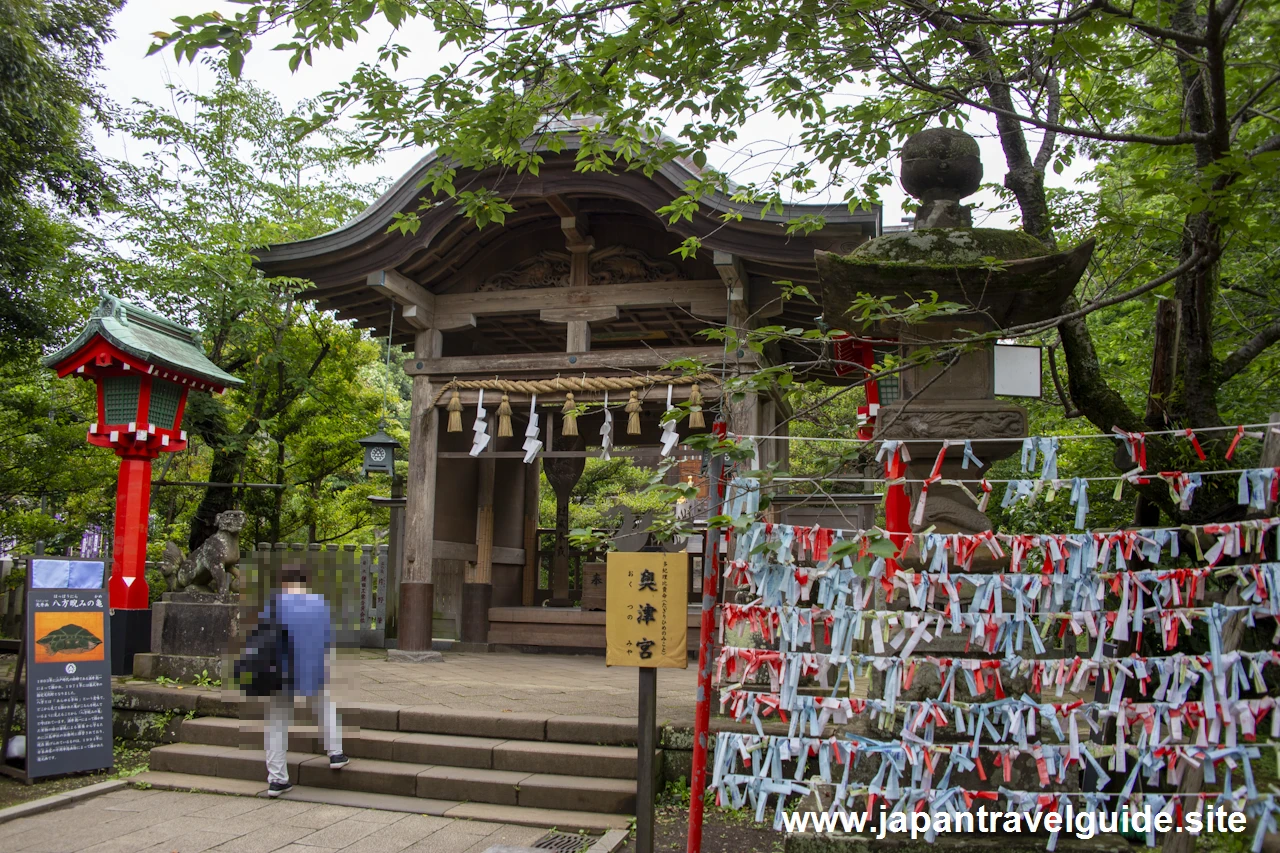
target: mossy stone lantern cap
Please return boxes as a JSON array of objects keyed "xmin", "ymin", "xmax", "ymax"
[
  {"xmin": 357, "ymin": 426, "xmax": 401, "ymax": 476},
  {"xmin": 816, "ymin": 127, "xmax": 1095, "ymax": 329}
]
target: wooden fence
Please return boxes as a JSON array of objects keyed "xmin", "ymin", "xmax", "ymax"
[
  {"xmin": 245, "ymin": 542, "xmax": 389, "ymax": 648},
  {"xmin": 0, "ymin": 544, "xmax": 391, "ymax": 649}
]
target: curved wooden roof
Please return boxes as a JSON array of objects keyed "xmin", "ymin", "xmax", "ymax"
[{"xmin": 254, "ymin": 137, "xmax": 881, "ymax": 360}]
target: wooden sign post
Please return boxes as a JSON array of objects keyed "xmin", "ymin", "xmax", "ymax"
[{"xmin": 605, "ymin": 551, "xmax": 689, "ymax": 853}]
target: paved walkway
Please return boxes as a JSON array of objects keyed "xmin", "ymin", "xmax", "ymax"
[
  {"xmin": 9, "ymin": 647, "xmax": 706, "ymax": 724},
  {"xmin": 330, "ymin": 650, "xmax": 700, "ymax": 723},
  {"xmin": 0, "ymin": 788, "xmax": 550, "ymax": 853}
]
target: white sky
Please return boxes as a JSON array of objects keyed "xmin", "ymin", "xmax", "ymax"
[
  {"xmin": 97, "ymin": 0, "xmax": 1087, "ymax": 230},
  {"xmin": 95, "ymin": 1, "xmax": 426, "ymax": 188}
]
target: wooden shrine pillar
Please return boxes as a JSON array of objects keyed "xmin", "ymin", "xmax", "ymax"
[
  {"xmin": 395, "ymin": 328, "xmax": 444, "ymax": 661},
  {"xmin": 544, "ymin": 435, "xmax": 585, "ymax": 601},
  {"xmin": 539, "ymin": 235, "xmax": 598, "ymax": 603},
  {"xmin": 461, "ymin": 457, "xmax": 495, "ymax": 645},
  {"xmin": 522, "ymin": 457, "xmax": 540, "ymax": 606}
]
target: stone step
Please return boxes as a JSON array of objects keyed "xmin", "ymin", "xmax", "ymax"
[
  {"xmin": 492, "ymin": 740, "xmax": 639, "ymax": 779},
  {"xmin": 148, "ymin": 743, "xmax": 638, "ymax": 814},
  {"xmin": 130, "ymin": 772, "xmax": 632, "ymax": 832},
  {"xmin": 231, "ymin": 701, "xmax": 643, "ymax": 745},
  {"xmin": 181, "ymin": 716, "xmax": 648, "ymax": 779}
]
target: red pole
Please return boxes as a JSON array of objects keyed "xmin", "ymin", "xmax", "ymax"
[
  {"xmin": 109, "ymin": 454, "xmax": 152, "ymax": 609},
  {"xmin": 687, "ymin": 420, "xmax": 727, "ymax": 853}
]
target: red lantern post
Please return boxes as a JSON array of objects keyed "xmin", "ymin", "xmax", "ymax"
[{"xmin": 43, "ymin": 298, "xmax": 242, "ymax": 671}]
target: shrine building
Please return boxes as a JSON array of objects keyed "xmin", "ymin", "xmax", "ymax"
[{"xmin": 254, "ymin": 131, "xmax": 881, "ymax": 658}]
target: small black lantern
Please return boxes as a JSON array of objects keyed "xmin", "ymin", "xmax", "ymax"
[{"xmin": 357, "ymin": 426, "xmax": 401, "ymax": 476}]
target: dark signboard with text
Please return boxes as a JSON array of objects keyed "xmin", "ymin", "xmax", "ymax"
[{"xmin": 26, "ymin": 584, "xmax": 113, "ymax": 777}]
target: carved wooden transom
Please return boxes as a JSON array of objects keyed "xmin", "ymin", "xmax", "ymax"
[{"xmin": 478, "ymin": 246, "xmax": 685, "ymax": 291}]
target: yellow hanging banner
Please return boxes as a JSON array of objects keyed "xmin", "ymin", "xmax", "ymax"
[{"xmin": 604, "ymin": 552, "xmax": 689, "ymax": 668}]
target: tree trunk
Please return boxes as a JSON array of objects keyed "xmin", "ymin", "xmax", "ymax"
[
  {"xmin": 1133, "ymin": 298, "xmax": 1183, "ymax": 526},
  {"xmin": 269, "ymin": 437, "xmax": 285, "ymax": 543},
  {"xmin": 1145, "ymin": 299, "xmax": 1182, "ymax": 429},
  {"xmin": 1173, "ymin": 215, "xmax": 1223, "ymax": 429},
  {"xmin": 1168, "ymin": 0, "xmax": 1224, "ymax": 433},
  {"xmin": 307, "ymin": 482, "xmax": 319, "ymax": 544},
  {"xmin": 976, "ymin": 6, "xmax": 1232, "ymax": 528},
  {"xmin": 185, "ymin": 393, "xmax": 251, "ymax": 550}
]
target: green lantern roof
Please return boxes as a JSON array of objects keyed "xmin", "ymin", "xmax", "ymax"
[
  {"xmin": 356, "ymin": 427, "xmax": 402, "ymax": 450},
  {"xmin": 42, "ymin": 296, "xmax": 243, "ymax": 389}
]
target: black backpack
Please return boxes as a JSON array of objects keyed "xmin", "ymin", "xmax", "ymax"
[{"xmin": 234, "ymin": 596, "xmax": 290, "ymax": 697}]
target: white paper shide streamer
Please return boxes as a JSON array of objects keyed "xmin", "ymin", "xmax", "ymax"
[
  {"xmin": 660, "ymin": 384, "xmax": 679, "ymax": 457},
  {"xmin": 522, "ymin": 394, "xmax": 542, "ymax": 463},
  {"xmin": 600, "ymin": 390, "xmax": 613, "ymax": 461},
  {"xmin": 469, "ymin": 388, "xmax": 489, "ymax": 457}
]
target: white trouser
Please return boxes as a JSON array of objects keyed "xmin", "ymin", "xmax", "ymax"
[{"xmin": 264, "ymin": 688, "xmax": 342, "ymax": 785}]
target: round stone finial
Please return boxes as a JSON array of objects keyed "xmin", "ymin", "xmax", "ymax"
[{"xmin": 900, "ymin": 128, "xmax": 983, "ymax": 203}]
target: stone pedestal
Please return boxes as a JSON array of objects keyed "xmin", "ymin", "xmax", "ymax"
[
  {"xmin": 871, "ymin": 387, "xmax": 1033, "ymax": 706},
  {"xmin": 132, "ymin": 592, "xmax": 245, "ymax": 682},
  {"xmin": 868, "ymin": 306, "xmax": 1037, "ymax": 729},
  {"xmin": 110, "ymin": 608, "xmax": 152, "ymax": 677}
]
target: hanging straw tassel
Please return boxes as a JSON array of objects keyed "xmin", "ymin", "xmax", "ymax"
[
  {"xmin": 446, "ymin": 388, "xmax": 463, "ymax": 432},
  {"xmin": 496, "ymin": 393, "xmax": 513, "ymax": 437},
  {"xmin": 626, "ymin": 390, "xmax": 642, "ymax": 435},
  {"xmin": 561, "ymin": 392, "xmax": 579, "ymax": 436},
  {"xmin": 688, "ymin": 382, "xmax": 705, "ymax": 428}
]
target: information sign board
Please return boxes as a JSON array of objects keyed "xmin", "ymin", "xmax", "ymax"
[
  {"xmin": 605, "ymin": 552, "xmax": 688, "ymax": 668},
  {"xmin": 25, "ymin": 587, "xmax": 113, "ymax": 777}
]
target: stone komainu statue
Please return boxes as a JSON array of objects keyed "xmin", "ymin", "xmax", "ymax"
[{"xmin": 162, "ymin": 510, "xmax": 245, "ymax": 597}]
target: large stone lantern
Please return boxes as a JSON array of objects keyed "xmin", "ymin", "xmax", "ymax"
[
  {"xmin": 815, "ymin": 129, "xmax": 1097, "ymax": 732},
  {"xmin": 817, "ymin": 128, "xmax": 1094, "ymax": 536},
  {"xmin": 43, "ymin": 297, "xmax": 242, "ymax": 672}
]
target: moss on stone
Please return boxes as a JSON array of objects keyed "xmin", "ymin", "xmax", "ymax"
[
  {"xmin": 902, "ymin": 127, "xmax": 981, "ymax": 161},
  {"xmin": 116, "ymin": 710, "xmax": 174, "ymax": 741},
  {"xmin": 846, "ymin": 228, "xmax": 1048, "ymax": 266},
  {"xmin": 661, "ymin": 724, "xmax": 696, "ymax": 751}
]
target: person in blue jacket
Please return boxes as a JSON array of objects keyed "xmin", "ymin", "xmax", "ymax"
[{"xmin": 264, "ymin": 563, "xmax": 347, "ymax": 796}]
